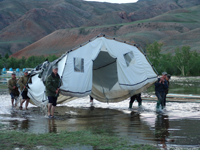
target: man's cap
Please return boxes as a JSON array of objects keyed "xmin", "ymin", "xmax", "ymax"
[
  {"xmin": 12, "ymin": 72, "xmax": 16, "ymax": 75},
  {"xmin": 24, "ymin": 70, "xmax": 28, "ymax": 73},
  {"xmin": 162, "ymin": 72, "xmax": 167, "ymax": 75},
  {"xmin": 52, "ymin": 65, "xmax": 58, "ymax": 69}
]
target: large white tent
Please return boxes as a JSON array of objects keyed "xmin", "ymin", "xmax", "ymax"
[{"xmin": 27, "ymin": 34, "xmax": 158, "ymax": 106}]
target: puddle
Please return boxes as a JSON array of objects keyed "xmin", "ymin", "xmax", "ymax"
[
  {"xmin": 1, "ymin": 77, "xmax": 200, "ymax": 149},
  {"xmin": 1, "ymin": 95, "xmax": 200, "ymax": 148}
]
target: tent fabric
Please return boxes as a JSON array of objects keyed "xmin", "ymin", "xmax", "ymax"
[
  {"xmin": 59, "ymin": 37, "xmax": 157, "ymax": 99},
  {"xmin": 60, "ymin": 39, "xmax": 103, "ymax": 97},
  {"xmin": 28, "ymin": 74, "xmax": 76, "ymax": 106},
  {"xmin": 27, "ymin": 35, "xmax": 158, "ymax": 106}
]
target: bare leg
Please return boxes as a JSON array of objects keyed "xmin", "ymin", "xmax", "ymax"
[
  {"xmin": 25, "ymin": 99, "xmax": 30, "ymax": 110},
  {"xmin": 90, "ymin": 96, "xmax": 93, "ymax": 103},
  {"xmin": 14, "ymin": 98, "xmax": 17, "ymax": 107},
  {"xmin": 48, "ymin": 103, "xmax": 52, "ymax": 116},
  {"xmin": 51, "ymin": 106, "xmax": 55, "ymax": 117},
  {"xmin": 20, "ymin": 99, "xmax": 26, "ymax": 109},
  {"xmin": 11, "ymin": 99, "xmax": 14, "ymax": 106}
]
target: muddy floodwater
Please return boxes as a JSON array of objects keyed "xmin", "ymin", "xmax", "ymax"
[{"xmin": 1, "ymin": 77, "xmax": 200, "ymax": 149}]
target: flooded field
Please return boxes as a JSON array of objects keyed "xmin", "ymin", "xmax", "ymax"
[{"xmin": 1, "ymin": 77, "xmax": 200, "ymax": 149}]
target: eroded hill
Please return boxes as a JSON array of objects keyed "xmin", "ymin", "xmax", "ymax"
[
  {"xmin": 0, "ymin": 0, "xmax": 200, "ymax": 56},
  {"xmin": 11, "ymin": 5, "xmax": 200, "ymax": 58}
]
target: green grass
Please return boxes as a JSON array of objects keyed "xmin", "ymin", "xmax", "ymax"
[{"xmin": 0, "ymin": 127, "xmax": 158, "ymax": 150}]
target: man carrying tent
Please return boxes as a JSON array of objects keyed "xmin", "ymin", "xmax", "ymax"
[
  {"xmin": 155, "ymin": 72, "xmax": 168, "ymax": 111},
  {"xmin": 7, "ymin": 72, "xmax": 19, "ymax": 107},
  {"xmin": 18, "ymin": 70, "xmax": 32, "ymax": 110},
  {"xmin": 45, "ymin": 65, "xmax": 61, "ymax": 118}
]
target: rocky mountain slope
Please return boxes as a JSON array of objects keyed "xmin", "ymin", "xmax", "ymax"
[
  {"xmin": 0, "ymin": 0, "xmax": 200, "ymax": 56},
  {"xmin": 11, "ymin": 5, "xmax": 200, "ymax": 58}
]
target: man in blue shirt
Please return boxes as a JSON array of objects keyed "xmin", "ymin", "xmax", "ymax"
[{"xmin": 155, "ymin": 72, "xmax": 169, "ymax": 111}]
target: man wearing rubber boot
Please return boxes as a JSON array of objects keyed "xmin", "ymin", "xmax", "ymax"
[
  {"xmin": 129, "ymin": 93, "xmax": 142, "ymax": 109},
  {"xmin": 7, "ymin": 72, "xmax": 19, "ymax": 107},
  {"xmin": 18, "ymin": 70, "xmax": 32, "ymax": 110},
  {"xmin": 45, "ymin": 65, "xmax": 61, "ymax": 119},
  {"xmin": 155, "ymin": 72, "xmax": 168, "ymax": 112}
]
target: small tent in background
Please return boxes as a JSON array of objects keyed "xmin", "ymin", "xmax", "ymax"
[{"xmin": 27, "ymin": 34, "xmax": 158, "ymax": 106}]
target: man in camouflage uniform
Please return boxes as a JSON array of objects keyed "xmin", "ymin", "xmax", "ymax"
[
  {"xmin": 18, "ymin": 70, "xmax": 32, "ymax": 110},
  {"xmin": 45, "ymin": 65, "xmax": 61, "ymax": 118},
  {"xmin": 7, "ymin": 72, "xmax": 19, "ymax": 107}
]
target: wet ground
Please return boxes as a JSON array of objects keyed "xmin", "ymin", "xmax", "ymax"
[{"xmin": 1, "ymin": 77, "xmax": 200, "ymax": 149}]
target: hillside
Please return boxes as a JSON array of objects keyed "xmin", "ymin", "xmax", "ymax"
[
  {"xmin": 11, "ymin": 5, "xmax": 200, "ymax": 58},
  {"xmin": 1, "ymin": 0, "xmax": 200, "ymax": 56}
]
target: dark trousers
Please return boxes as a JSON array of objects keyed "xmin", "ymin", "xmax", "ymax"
[
  {"xmin": 163, "ymin": 94, "xmax": 167, "ymax": 107},
  {"xmin": 48, "ymin": 96, "xmax": 57, "ymax": 106},
  {"xmin": 155, "ymin": 91, "xmax": 166, "ymax": 109},
  {"xmin": 90, "ymin": 96, "xmax": 93, "ymax": 101},
  {"xmin": 129, "ymin": 94, "xmax": 142, "ymax": 108},
  {"xmin": 130, "ymin": 94, "xmax": 142, "ymax": 104}
]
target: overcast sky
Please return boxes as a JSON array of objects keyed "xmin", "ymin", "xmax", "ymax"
[{"xmin": 84, "ymin": 0, "xmax": 138, "ymax": 4}]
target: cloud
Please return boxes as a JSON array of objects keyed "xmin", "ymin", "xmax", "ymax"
[{"xmin": 84, "ymin": 0, "xmax": 138, "ymax": 3}]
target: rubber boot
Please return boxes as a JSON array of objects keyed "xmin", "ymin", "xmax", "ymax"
[
  {"xmin": 129, "ymin": 102, "xmax": 133, "ymax": 109},
  {"xmin": 138, "ymin": 102, "xmax": 142, "ymax": 107},
  {"xmin": 156, "ymin": 101, "xmax": 160, "ymax": 107},
  {"xmin": 156, "ymin": 102, "xmax": 160, "ymax": 112}
]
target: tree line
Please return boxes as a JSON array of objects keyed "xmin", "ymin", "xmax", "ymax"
[
  {"xmin": 0, "ymin": 54, "xmax": 58, "ymax": 70},
  {"xmin": 146, "ymin": 42, "xmax": 200, "ymax": 76},
  {"xmin": 1, "ymin": 43, "xmax": 199, "ymax": 76}
]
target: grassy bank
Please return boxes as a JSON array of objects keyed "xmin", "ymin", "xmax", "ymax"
[{"xmin": 0, "ymin": 125, "xmax": 158, "ymax": 150}]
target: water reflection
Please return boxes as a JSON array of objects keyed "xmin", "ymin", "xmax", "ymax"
[
  {"xmin": 8, "ymin": 119, "xmax": 29, "ymax": 131},
  {"xmin": 48, "ymin": 119, "xmax": 57, "ymax": 133},
  {"xmin": 1, "ymin": 89, "xmax": 200, "ymax": 148},
  {"xmin": 154, "ymin": 115, "xmax": 169, "ymax": 148},
  {"xmin": 128, "ymin": 111, "xmax": 155, "ymax": 143},
  {"xmin": 20, "ymin": 119, "xmax": 29, "ymax": 131}
]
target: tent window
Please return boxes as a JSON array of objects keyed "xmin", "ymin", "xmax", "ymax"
[
  {"xmin": 74, "ymin": 57, "xmax": 84, "ymax": 72},
  {"xmin": 123, "ymin": 51, "xmax": 134, "ymax": 67}
]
